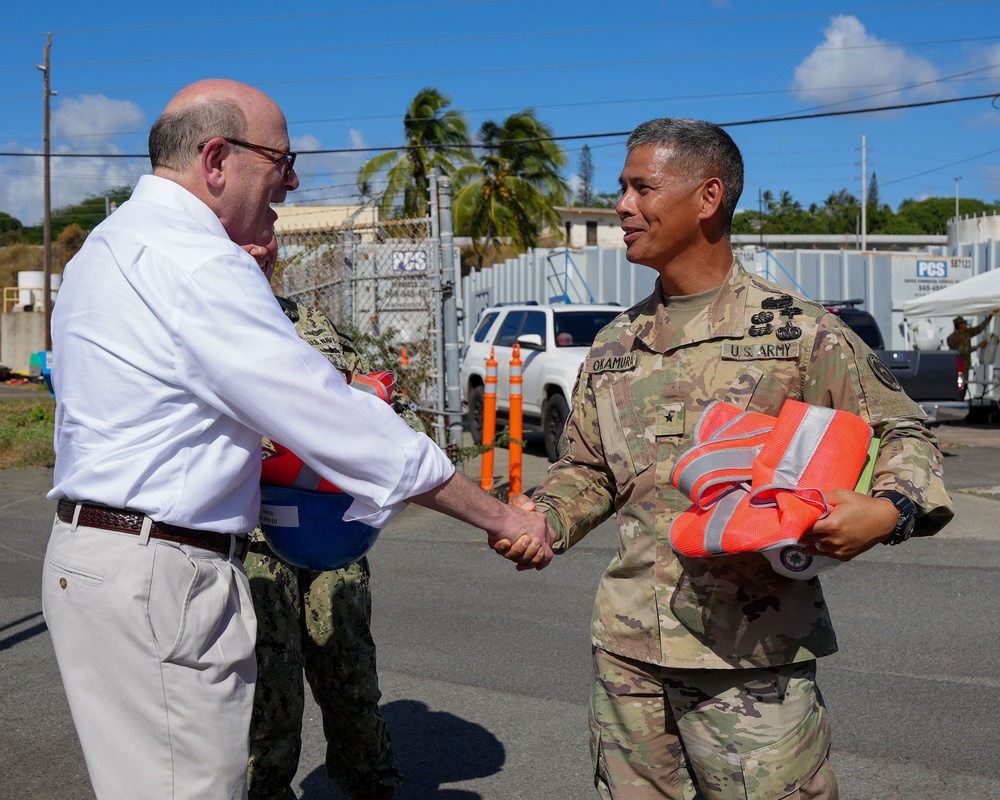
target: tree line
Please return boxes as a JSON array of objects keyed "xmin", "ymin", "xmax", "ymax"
[{"xmin": 732, "ymin": 176, "xmax": 1000, "ymax": 238}]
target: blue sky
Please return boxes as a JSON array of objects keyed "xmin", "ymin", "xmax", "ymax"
[{"xmin": 2, "ymin": 0, "xmax": 999, "ymax": 227}]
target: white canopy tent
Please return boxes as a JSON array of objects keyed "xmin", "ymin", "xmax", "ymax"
[
  {"xmin": 903, "ymin": 269, "xmax": 1000, "ymax": 417},
  {"xmin": 902, "ymin": 268, "xmax": 1000, "ymax": 318}
]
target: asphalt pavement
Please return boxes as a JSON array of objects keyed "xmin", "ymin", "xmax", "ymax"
[{"xmin": 2, "ymin": 428, "xmax": 1000, "ymax": 799}]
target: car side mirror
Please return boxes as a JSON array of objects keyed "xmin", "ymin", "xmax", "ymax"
[{"xmin": 517, "ymin": 333, "xmax": 544, "ymax": 350}]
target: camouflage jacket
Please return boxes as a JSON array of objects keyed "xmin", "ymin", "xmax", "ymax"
[
  {"xmin": 946, "ymin": 317, "xmax": 991, "ymax": 361},
  {"xmin": 532, "ymin": 260, "xmax": 954, "ymax": 670},
  {"xmin": 250, "ymin": 297, "xmax": 421, "ymax": 543}
]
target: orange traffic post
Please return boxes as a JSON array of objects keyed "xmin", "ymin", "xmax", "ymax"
[
  {"xmin": 479, "ymin": 348, "xmax": 498, "ymax": 491},
  {"xmin": 508, "ymin": 343, "xmax": 523, "ymax": 497},
  {"xmin": 398, "ymin": 347, "xmax": 409, "ymax": 367}
]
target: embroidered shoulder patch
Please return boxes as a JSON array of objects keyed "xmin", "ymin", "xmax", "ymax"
[{"xmin": 867, "ymin": 354, "xmax": 902, "ymax": 391}]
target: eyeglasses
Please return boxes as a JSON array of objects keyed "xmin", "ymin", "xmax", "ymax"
[{"xmin": 198, "ymin": 138, "xmax": 297, "ymax": 178}]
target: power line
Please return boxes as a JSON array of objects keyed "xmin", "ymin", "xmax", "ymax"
[
  {"xmin": 45, "ymin": 34, "xmax": 1000, "ymax": 98},
  {"xmin": 2, "ymin": 90, "xmax": 997, "ymax": 161}
]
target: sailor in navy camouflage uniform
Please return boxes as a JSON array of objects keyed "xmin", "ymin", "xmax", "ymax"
[{"xmin": 245, "ymin": 240, "xmax": 407, "ymax": 800}]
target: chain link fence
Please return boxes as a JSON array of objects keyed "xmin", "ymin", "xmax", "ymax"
[{"xmin": 276, "ymin": 208, "xmax": 457, "ymax": 448}]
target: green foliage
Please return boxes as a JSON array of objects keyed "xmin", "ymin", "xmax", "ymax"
[
  {"xmin": 23, "ymin": 185, "xmax": 133, "ymax": 244},
  {"xmin": 590, "ymin": 191, "xmax": 619, "ymax": 209},
  {"xmin": 0, "ymin": 397, "xmax": 56, "ymax": 468},
  {"xmin": 450, "ymin": 428, "xmax": 525, "ymax": 470},
  {"xmin": 892, "ymin": 196, "xmax": 996, "ymax": 235},
  {"xmin": 334, "ymin": 321, "xmax": 438, "ymax": 434},
  {"xmin": 356, "ymin": 88, "xmax": 472, "ymax": 220},
  {"xmin": 732, "ymin": 188, "xmax": 1000, "ymax": 238},
  {"xmin": 0, "ymin": 211, "xmax": 24, "ymax": 239},
  {"xmin": 453, "ymin": 109, "xmax": 569, "ymax": 268}
]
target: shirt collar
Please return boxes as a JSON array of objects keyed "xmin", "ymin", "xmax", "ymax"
[
  {"xmin": 131, "ymin": 174, "xmax": 232, "ymax": 242},
  {"xmin": 631, "ymin": 259, "xmax": 751, "ymax": 352}
]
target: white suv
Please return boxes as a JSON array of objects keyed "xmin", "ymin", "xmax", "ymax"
[{"xmin": 461, "ymin": 303, "xmax": 623, "ymax": 461}]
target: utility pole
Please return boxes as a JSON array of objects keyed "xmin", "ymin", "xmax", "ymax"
[
  {"xmin": 955, "ymin": 176, "xmax": 962, "ymax": 221},
  {"xmin": 860, "ymin": 134, "xmax": 867, "ymax": 251},
  {"xmin": 36, "ymin": 33, "xmax": 53, "ymax": 350}
]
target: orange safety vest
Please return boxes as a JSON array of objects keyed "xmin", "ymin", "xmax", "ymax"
[{"xmin": 669, "ymin": 399, "xmax": 873, "ymax": 559}]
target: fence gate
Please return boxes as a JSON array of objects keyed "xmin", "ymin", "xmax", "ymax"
[{"xmin": 277, "ymin": 214, "xmax": 448, "ymax": 445}]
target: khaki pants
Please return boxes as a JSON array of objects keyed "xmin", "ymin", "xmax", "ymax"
[
  {"xmin": 43, "ymin": 517, "xmax": 256, "ymax": 800},
  {"xmin": 590, "ymin": 648, "xmax": 837, "ymax": 800}
]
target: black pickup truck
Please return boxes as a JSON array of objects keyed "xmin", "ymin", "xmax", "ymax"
[{"xmin": 824, "ymin": 303, "xmax": 967, "ymax": 425}]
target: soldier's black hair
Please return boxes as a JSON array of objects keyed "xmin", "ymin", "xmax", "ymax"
[
  {"xmin": 148, "ymin": 98, "xmax": 248, "ymax": 172},
  {"xmin": 626, "ymin": 118, "xmax": 744, "ymax": 234}
]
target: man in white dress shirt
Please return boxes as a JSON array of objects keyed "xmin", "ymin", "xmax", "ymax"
[{"xmin": 42, "ymin": 79, "xmax": 552, "ymax": 800}]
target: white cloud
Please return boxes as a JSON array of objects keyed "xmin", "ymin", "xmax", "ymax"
[
  {"xmin": 52, "ymin": 95, "xmax": 146, "ymax": 148},
  {"xmin": 967, "ymin": 110, "xmax": 1000, "ymax": 130},
  {"xmin": 285, "ymin": 130, "xmax": 370, "ymax": 205},
  {"xmin": 0, "ymin": 95, "xmax": 148, "ymax": 226},
  {"xmin": 792, "ymin": 16, "xmax": 941, "ymax": 107},
  {"xmin": 348, "ymin": 129, "xmax": 365, "ymax": 149},
  {"xmin": 986, "ymin": 165, "xmax": 1000, "ymax": 200}
]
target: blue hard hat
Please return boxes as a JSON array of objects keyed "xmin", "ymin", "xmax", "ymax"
[{"xmin": 259, "ymin": 484, "xmax": 379, "ymax": 571}]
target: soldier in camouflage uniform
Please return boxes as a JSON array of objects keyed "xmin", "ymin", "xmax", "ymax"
[
  {"xmin": 245, "ymin": 244, "xmax": 407, "ymax": 800},
  {"xmin": 946, "ymin": 313, "xmax": 996, "ymax": 386},
  {"xmin": 523, "ymin": 119, "xmax": 954, "ymax": 800}
]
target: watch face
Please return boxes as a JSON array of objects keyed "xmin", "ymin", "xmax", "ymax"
[{"xmin": 877, "ymin": 491, "xmax": 916, "ymax": 544}]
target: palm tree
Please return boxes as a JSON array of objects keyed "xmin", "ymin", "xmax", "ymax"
[
  {"xmin": 453, "ymin": 110, "xmax": 569, "ymax": 268},
  {"xmin": 356, "ymin": 87, "xmax": 472, "ymax": 219}
]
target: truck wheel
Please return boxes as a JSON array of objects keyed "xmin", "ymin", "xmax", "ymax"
[
  {"xmin": 543, "ymin": 393, "xmax": 570, "ymax": 463},
  {"xmin": 468, "ymin": 385, "xmax": 485, "ymax": 444}
]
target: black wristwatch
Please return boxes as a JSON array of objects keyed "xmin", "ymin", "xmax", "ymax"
[{"xmin": 874, "ymin": 490, "xmax": 917, "ymax": 546}]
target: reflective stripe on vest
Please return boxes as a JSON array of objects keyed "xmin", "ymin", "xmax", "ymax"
[
  {"xmin": 670, "ymin": 402, "xmax": 775, "ymax": 509},
  {"xmin": 669, "ymin": 399, "xmax": 872, "ymax": 558}
]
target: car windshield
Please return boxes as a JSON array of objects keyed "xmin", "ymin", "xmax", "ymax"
[{"xmin": 553, "ymin": 310, "xmax": 619, "ymax": 347}]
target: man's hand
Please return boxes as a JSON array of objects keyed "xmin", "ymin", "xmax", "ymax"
[
  {"xmin": 799, "ymin": 489, "xmax": 899, "ymax": 560},
  {"xmin": 490, "ymin": 492, "xmax": 556, "ymax": 571},
  {"xmin": 488, "ymin": 500, "xmax": 556, "ymax": 571},
  {"xmin": 240, "ymin": 229, "xmax": 279, "ymax": 281},
  {"xmin": 409, "ymin": 473, "xmax": 555, "ymax": 571}
]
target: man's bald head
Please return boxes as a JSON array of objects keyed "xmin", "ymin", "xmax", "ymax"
[
  {"xmin": 146, "ymin": 79, "xmax": 296, "ymax": 246},
  {"xmin": 148, "ymin": 79, "xmax": 281, "ymax": 174}
]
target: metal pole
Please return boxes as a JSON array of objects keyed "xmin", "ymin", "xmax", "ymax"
[
  {"xmin": 860, "ymin": 134, "xmax": 867, "ymax": 252},
  {"xmin": 955, "ymin": 177, "xmax": 962, "ymax": 221},
  {"xmin": 343, "ymin": 227, "xmax": 355, "ymax": 326},
  {"xmin": 429, "ymin": 169, "xmax": 446, "ymax": 449},
  {"xmin": 38, "ymin": 33, "xmax": 53, "ymax": 350},
  {"xmin": 438, "ymin": 174, "xmax": 464, "ymax": 452}
]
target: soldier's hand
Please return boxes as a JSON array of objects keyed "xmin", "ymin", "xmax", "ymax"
[
  {"xmin": 800, "ymin": 489, "xmax": 899, "ymax": 560},
  {"xmin": 490, "ymin": 494, "xmax": 555, "ymax": 571}
]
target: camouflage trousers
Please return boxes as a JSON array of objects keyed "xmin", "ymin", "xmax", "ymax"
[
  {"xmin": 591, "ymin": 648, "xmax": 837, "ymax": 800},
  {"xmin": 244, "ymin": 544, "xmax": 401, "ymax": 800}
]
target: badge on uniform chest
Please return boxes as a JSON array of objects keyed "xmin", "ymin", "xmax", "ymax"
[
  {"xmin": 656, "ymin": 402, "xmax": 685, "ymax": 436},
  {"xmin": 721, "ymin": 341, "xmax": 801, "ymax": 360}
]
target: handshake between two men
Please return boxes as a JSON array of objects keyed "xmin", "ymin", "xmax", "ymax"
[
  {"xmin": 242, "ymin": 233, "xmax": 556, "ymax": 571},
  {"xmin": 408, "ymin": 471, "xmax": 556, "ymax": 571}
]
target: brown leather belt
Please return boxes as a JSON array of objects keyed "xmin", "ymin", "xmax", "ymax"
[{"xmin": 57, "ymin": 499, "xmax": 248, "ymax": 560}]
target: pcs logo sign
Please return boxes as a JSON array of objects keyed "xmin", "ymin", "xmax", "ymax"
[{"xmin": 916, "ymin": 260, "xmax": 948, "ymax": 279}]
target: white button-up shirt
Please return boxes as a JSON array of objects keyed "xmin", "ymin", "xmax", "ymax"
[{"xmin": 49, "ymin": 175, "xmax": 454, "ymax": 532}]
